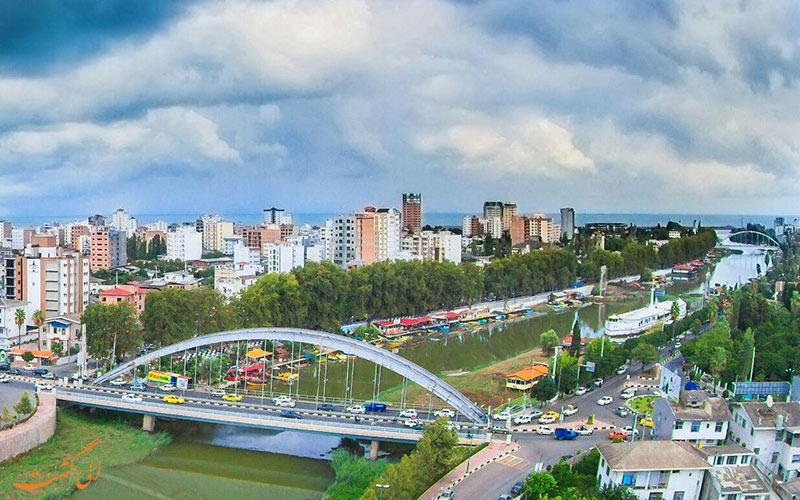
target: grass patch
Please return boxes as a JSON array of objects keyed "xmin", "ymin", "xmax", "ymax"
[
  {"xmin": 628, "ymin": 396, "xmax": 656, "ymax": 415},
  {"xmin": 0, "ymin": 409, "xmax": 171, "ymax": 500}
]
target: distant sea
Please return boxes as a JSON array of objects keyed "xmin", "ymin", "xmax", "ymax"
[{"xmin": 0, "ymin": 212, "xmax": 789, "ymax": 229}]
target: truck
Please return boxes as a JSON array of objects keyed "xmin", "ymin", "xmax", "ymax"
[
  {"xmin": 364, "ymin": 402, "xmax": 387, "ymax": 412},
  {"xmin": 554, "ymin": 428, "xmax": 578, "ymax": 440},
  {"xmin": 147, "ymin": 370, "xmax": 190, "ymax": 389}
]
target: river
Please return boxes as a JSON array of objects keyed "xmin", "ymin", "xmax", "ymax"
[{"xmin": 71, "ymin": 248, "xmax": 766, "ymax": 499}]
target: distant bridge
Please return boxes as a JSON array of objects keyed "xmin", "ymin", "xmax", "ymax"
[{"xmin": 718, "ymin": 230, "xmax": 781, "ymax": 253}]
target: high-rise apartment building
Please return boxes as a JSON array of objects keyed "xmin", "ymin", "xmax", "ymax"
[
  {"xmin": 166, "ymin": 226, "xmax": 203, "ymax": 261},
  {"xmin": 355, "ymin": 207, "xmax": 401, "ymax": 265},
  {"xmin": 89, "ymin": 228, "xmax": 127, "ymax": 271},
  {"xmin": 510, "ymin": 214, "xmax": 560, "ymax": 245},
  {"xmin": 202, "ymin": 219, "xmax": 234, "ymax": 252},
  {"xmin": 331, "ymin": 216, "xmax": 356, "ymax": 269},
  {"xmin": 483, "ymin": 201, "xmax": 504, "ymax": 220},
  {"xmin": 560, "ymin": 208, "xmax": 575, "ymax": 241},
  {"xmin": 462, "ymin": 216, "xmax": 482, "ymax": 238},
  {"xmin": 502, "ymin": 202, "xmax": 518, "ymax": 231},
  {"xmin": 111, "ymin": 208, "xmax": 138, "ymax": 236},
  {"xmin": 16, "ymin": 249, "xmax": 89, "ymax": 318},
  {"xmin": 402, "ymin": 193, "xmax": 423, "ymax": 234},
  {"xmin": 264, "ymin": 207, "xmax": 293, "ymax": 226}
]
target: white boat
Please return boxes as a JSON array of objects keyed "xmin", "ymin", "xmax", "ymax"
[{"xmin": 604, "ymin": 290, "xmax": 686, "ymax": 343}]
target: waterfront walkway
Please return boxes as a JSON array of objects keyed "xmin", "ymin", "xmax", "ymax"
[{"xmin": 419, "ymin": 441, "xmax": 519, "ymax": 500}]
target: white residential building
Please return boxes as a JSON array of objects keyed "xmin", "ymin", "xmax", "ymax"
[
  {"xmin": 18, "ymin": 250, "xmax": 89, "ymax": 318},
  {"xmin": 263, "ymin": 242, "xmax": 305, "ymax": 274},
  {"xmin": 729, "ymin": 402, "xmax": 800, "ymax": 481},
  {"xmin": 481, "ymin": 217, "xmax": 503, "ymax": 239},
  {"xmin": 224, "ymin": 236, "xmax": 246, "ymax": 256},
  {"xmin": 330, "ymin": 216, "xmax": 356, "ymax": 270},
  {"xmin": 696, "ymin": 446, "xmax": 771, "ymax": 500},
  {"xmin": 110, "ymin": 208, "xmax": 138, "ymax": 236},
  {"xmin": 402, "ymin": 231, "xmax": 462, "ymax": 263},
  {"xmin": 233, "ymin": 242, "xmax": 261, "ymax": 269},
  {"xmin": 166, "ymin": 226, "xmax": 203, "ymax": 261},
  {"xmin": 214, "ymin": 266, "xmax": 259, "ymax": 300},
  {"xmin": 305, "ymin": 243, "xmax": 326, "ymax": 263},
  {"xmin": 0, "ymin": 297, "xmax": 34, "ymax": 344},
  {"xmin": 319, "ymin": 219, "xmax": 335, "ymax": 263},
  {"xmin": 597, "ymin": 441, "xmax": 710, "ymax": 500},
  {"xmin": 652, "ymin": 391, "xmax": 732, "ymax": 445}
]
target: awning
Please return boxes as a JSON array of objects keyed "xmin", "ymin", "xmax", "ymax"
[{"xmin": 246, "ymin": 348, "xmax": 271, "ymax": 359}]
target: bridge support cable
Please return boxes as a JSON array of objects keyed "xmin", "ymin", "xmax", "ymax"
[
  {"xmin": 322, "ymin": 352, "xmax": 329, "ymax": 403},
  {"xmin": 260, "ymin": 340, "xmax": 267, "ymax": 404}
]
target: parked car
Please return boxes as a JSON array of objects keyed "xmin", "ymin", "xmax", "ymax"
[
  {"xmin": 280, "ymin": 410, "xmax": 302, "ymax": 419},
  {"xmin": 0, "ymin": 362, "xmax": 10, "ymax": 371},
  {"xmin": 513, "ymin": 414, "xmax": 533, "ymax": 425},
  {"xmin": 163, "ymin": 395, "xmax": 184, "ymax": 404},
  {"xmin": 35, "ymin": 382, "xmax": 54, "ymax": 391},
  {"xmin": 542, "ymin": 410, "xmax": 560, "ymax": 419},
  {"xmin": 41, "ymin": 372, "xmax": 55, "ymax": 379},
  {"xmin": 563, "ymin": 405, "xmax": 578, "ymax": 416},
  {"xmin": 346, "ymin": 405, "xmax": 366, "ymax": 414},
  {"xmin": 8, "ymin": 368, "xmax": 21, "ymax": 375},
  {"xmin": 511, "ymin": 481, "xmax": 525, "ymax": 495},
  {"xmin": 364, "ymin": 402, "xmax": 387, "ymax": 412},
  {"xmin": 614, "ymin": 406, "xmax": 631, "ymax": 417},
  {"xmin": 23, "ymin": 364, "xmax": 36, "ymax": 371},
  {"xmin": 399, "ymin": 409, "xmax": 417, "ymax": 418},
  {"xmin": 491, "ymin": 424, "xmax": 510, "ymax": 434},
  {"xmin": 639, "ymin": 416, "xmax": 654, "ymax": 427},
  {"xmin": 593, "ymin": 378, "xmax": 604, "ymax": 387},
  {"xmin": 616, "ymin": 365, "xmax": 627, "ymax": 375},
  {"xmin": 575, "ymin": 386, "xmax": 588, "ymax": 396},
  {"xmin": 159, "ymin": 384, "xmax": 176, "ymax": 392},
  {"xmin": 620, "ymin": 389, "xmax": 635, "ymax": 400},
  {"xmin": 608, "ymin": 429, "xmax": 629, "ymax": 440},
  {"xmin": 109, "ymin": 377, "xmax": 126, "ymax": 386},
  {"xmin": 32, "ymin": 368, "xmax": 48, "ymax": 376},
  {"xmin": 554, "ymin": 428, "xmax": 578, "ymax": 440},
  {"xmin": 121, "ymin": 394, "xmax": 142, "ymax": 403},
  {"xmin": 575, "ymin": 426, "xmax": 593, "ymax": 436},
  {"xmin": 536, "ymin": 426, "xmax": 554, "ymax": 435},
  {"xmin": 493, "ymin": 409, "xmax": 512, "ymax": 421},
  {"xmin": 434, "ymin": 408, "xmax": 456, "ymax": 418},
  {"xmin": 597, "ymin": 396, "xmax": 613, "ymax": 406},
  {"xmin": 538, "ymin": 415, "xmax": 556, "ymax": 424},
  {"xmin": 621, "ymin": 426, "xmax": 640, "ymax": 436},
  {"xmin": 316, "ymin": 403, "xmax": 336, "ymax": 411}
]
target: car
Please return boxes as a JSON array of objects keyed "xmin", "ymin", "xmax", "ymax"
[
  {"xmin": 538, "ymin": 415, "xmax": 556, "ymax": 424},
  {"xmin": 407, "ymin": 421, "xmax": 424, "ymax": 430},
  {"xmin": 608, "ymin": 429, "xmax": 629, "ymax": 440},
  {"xmin": 554, "ymin": 428, "xmax": 578, "ymax": 440},
  {"xmin": 35, "ymin": 382, "xmax": 54, "ymax": 391},
  {"xmin": 493, "ymin": 409, "xmax": 512, "ymax": 421},
  {"xmin": 275, "ymin": 399, "xmax": 296, "ymax": 408},
  {"xmin": 441, "ymin": 490, "xmax": 454, "ymax": 500},
  {"xmin": 597, "ymin": 396, "xmax": 613, "ymax": 406},
  {"xmin": 346, "ymin": 405, "xmax": 366, "ymax": 414},
  {"xmin": 491, "ymin": 424, "xmax": 510, "ymax": 434},
  {"xmin": 434, "ymin": 408, "xmax": 456, "ymax": 418},
  {"xmin": 639, "ymin": 417, "xmax": 654, "ymax": 427},
  {"xmin": 593, "ymin": 378, "xmax": 604, "ymax": 387},
  {"xmin": 614, "ymin": 406, "xmax": 631, "ymax": 417},
  {"xmin": 621, "ymin": 426, "xmax": 640, "ymax": 436},
  {"xmin": 616, "ymin": 365, "xmax": 627, "ymax": 375},
  {"xmin": 509, "ymin": 405, "xmax": 523, "ymax": 414},
  {"xmin": 273, "ymin": 395, "xmax": 292, "ymax": 402},
  {"xmin": 210, "ymin": 389, "xmax": 226, "ymax": 396},
  {"xmin": 575, "ymin": 386, "xmax": 588, "ymax": 396},
  {"xmin": 23, "ymin": 364, "xmax": 36, "ymax": 371},
  {"xmin": 543, "ymin": 410, "xmax": 560, "ymax": 419},
  {"xmin": 529, "ymin": 409, "xmax": 543, "ymax": 419},
  {"xmin": 280, "ymin": 410, "xmax": 302, "ymax": 419},
  {"xmin": 674, "ymin": 342, "xmax": 682, "ymax": 349},
  {"xmin": 159, "ymin": 384, "xmax": 176, "ymax": 392},
  {"xmin": 163, "ymin": 395, "xmax": 185, "ymax": 404},
  {"xmin": 316, "ymin": 403, "xmax": 336, "ymax": 411},
  {"xmin": 620, "ymin": 389, "xmax": 635, "ymax": 400},
  {"xmin": 447, "ymin": 422, "xmax": 460, "ymax": 432},
  {"xmin": 222, "ymin": 394, "xmax": 243, "ymax": 402},
  {"xmin": 41, "ymin": 372, "xmax": 55, "ymax": 379},
  {"xmin": 510, "ymin": 481, "xmax": 525, "ymax": 495},
  {"xmin": 563, "ymin": 405, "xmax": 578, "ymax": 416},
  {"xmin": 404, "ymin": 418, "xmax": 421, "ymax": 428},
  {"xmin": 584, "ymin": 384, "xmax": 596, "ymax": 393},
  {"xmin": 513, "ymin": 414, "xmax": 533, "ymax": 425},
  {"xmin": 109, "ymin": 377, "xmax": 126, "ymax": 386},
  {"xmin": 0, "ymin": 362, "xmax": 10, "ymax": 371},
  {"xmin": 536, "ymin": 426, "xmax": 554, "ymax": 435},
  {"xmin": 399, "ymin": 409, "xmax": 418, "ymax": 418},
  {"xmin": 0, "ymin": 374, "xmax": 10, "ymax": 383},
  {"xmin": 121, "ymin": 394, "xmax": 142, "ymax": 403},
  {"xmin": 8, "ymin": 368, "xmax": 21, "ymax": 375},
  {"xmin": 498, "ymin": 496, "xmax": 512, "ymax": 500},
  {"xmin": 130, "ymin": 382, "xmax": 147, "ymax": 391},
  {"xmin": 32, "ymin": 368, "xmax": 48, "ymax": 376},
  {"xmin": 575, "ymin": 426, "xmax": 594, "ymax": 436}
]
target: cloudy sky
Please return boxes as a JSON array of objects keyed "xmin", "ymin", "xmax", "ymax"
[{"xmin": 0, "ymin": 0, "xmax": 798, "ymax": 217}]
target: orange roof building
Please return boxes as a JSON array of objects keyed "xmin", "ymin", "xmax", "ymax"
[{"xmin": 505, "ymin": 364, "xmax": 550, "ymax": 391}]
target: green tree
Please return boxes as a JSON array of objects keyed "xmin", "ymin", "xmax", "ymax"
[
  {"xmin": 21, "ymin": 351, "xmax": 34, "ymax": 363},
  {"xmin": 569, "ymin": 318, "xmax": 582, "ymax": 354},
  {"xmin": 83, "ymin": 302, "xmax": 142, "ymax": 366},
  {"xmin": 523, "ymin": 471, "xmax": 557, "ymax": 499},
  {"xmin": 710, "ymin": 346, "xmax": 728, "ymax": 382},
  {"xmin": 235, "ymin": 273, "xmax": 308, "ymax": 328},
  {"xmin": 14, "ymin": 307, "xmax": 26, "ymax": 348},
  {"xmin": 1, "ymin": 406, "xmax": 10, "ymax": 423},
  {"xmin": 632, "ymin": 343, "xmax": 657, "ymax": 368},
  {"xmin": 670, "ymin": 301, "xmax": 681, "ymax": 339},
  {"xmin": 51, "ymin": 340, "xmax": 63, "ymax": 357},
  {"xmin": 31, "ymin": 309, "xmax": 44, "ymax": 366},
  {"xmin": 531, "ymin": 377, "xmax": 557, "ymax": 403},
  {"xmin": 737, "ymin": 328, "xmax": 755, "ymax": 381},
  {"xmin": 14, "ymin": 392, "xmax": 33, "ymax": 416},
  {"xmin": 540, "ymin": 329, "xmax": 560, "ymax": 354}
]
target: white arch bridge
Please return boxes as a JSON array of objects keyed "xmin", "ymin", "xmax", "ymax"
[
  {"xmin": 93, "ymin": 328, "xmax": 487, "ymax": 423},
  {"xmin": 718, "ymin": 230, "xmax": 782, "ymax": 253}
]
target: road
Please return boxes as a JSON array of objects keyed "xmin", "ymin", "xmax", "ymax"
[{"xmin": 452, "ymin": 333, "xmax": 689, "ymax": 500}]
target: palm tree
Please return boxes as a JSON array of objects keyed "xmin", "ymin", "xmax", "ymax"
[
  {"xmin": 31, "ymin": 310, "xmax": 44, "ymax": 367},
  {"xmin": 670, "ymin": 301, "xmax": 681, "ymax": 339},
  {"xmin": 710, "ymin": 346, "xmax": 728, "ymax": 389},
  {"xmin": 14, "ymin": 308, "xmax": 26, "ymax": 350}
]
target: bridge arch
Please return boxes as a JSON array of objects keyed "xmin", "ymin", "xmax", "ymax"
[
  {"xmin": 722, "ymin": 230, "xmax": 782, "ymax": 251},
  {"xmin": 93, "ymin": 328, "xmax": 487, "ymax": 422}
]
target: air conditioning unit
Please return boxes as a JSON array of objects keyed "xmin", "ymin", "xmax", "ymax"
[{"xmin": 686, "ymin": 400, "xmax": 702, "ymax": 408}]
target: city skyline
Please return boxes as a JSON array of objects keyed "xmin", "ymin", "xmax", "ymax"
[{"xmin": 1, "ymin": 1, "xmax": 798, "ymax": 216}]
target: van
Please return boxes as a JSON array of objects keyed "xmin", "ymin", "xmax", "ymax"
[{"xmin": 364, "ymin": 402, "xmax": 387, "ymax": 412}]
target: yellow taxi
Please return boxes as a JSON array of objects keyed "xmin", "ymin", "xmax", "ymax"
[
  {"xmin": 639, "ymin": 416, "xmax": 654, "ymax": 428},
  {"xmin": 222, "ymin": 394, "xmax": 242, "ymax": 402},
  {"xmin": 543, "ymin": 411, "xmax": 560, "ymax": 420},
  {"xmin": 163, "ymin": 395, "xmax": 185, "ymax": 404}
]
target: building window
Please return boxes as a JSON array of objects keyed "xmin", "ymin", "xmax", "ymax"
[
  {"xmin": 741, "ymin": 455, "xmax": 749, "ymax": 464},
  {"xmin": 772, "ymin": 452, "xmax": 779, "ymax": 464},
  {"xmin": 715, "ymin": 456, "xmax": 725, "ymax": 465},
  {"xmin": 673, "ymin": 492, "xmax": 684, "ymax": 500},
  {"xmin": 750, "ymin": 427, "xmax": 754, "ymax": 436},
  {"xmin": 754, "ymin": 448, "xmax": 760, "ymax": 455},
  {"xmin": 727, "ymin": 455, "xmax": 738, "ymax": 465},
  {"xmin": 622, "ymin": 473, "xmax": 634, "ymax": 486},
  {"xmin": 691, "ymin": 421, "xmax": 701, "ymax": 432},
  {"xmin": 648, "ymin": 494, "xmax": 663, "ymax": 500},
  {"xmin": 793, "ymin": 455, "xmax": 800, "ymax": 463},
  {"xmin": 715, "ymin": 421, "xmax": 724, "ymax": 432},
  {"xmin": 674, "ymin": 420, "xmax": 683, "ymax": 430},
  {"xmin": 777, "ymin": 431, "xmax": 784, "ymax": 441}
]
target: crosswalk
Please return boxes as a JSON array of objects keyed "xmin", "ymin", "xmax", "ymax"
[{"xmin": 497, "ymin": 454, "xmax": 530, "ymax": 471}]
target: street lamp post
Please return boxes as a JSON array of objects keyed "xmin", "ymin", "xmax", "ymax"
[{"xmin": 376, "ymin": 484, "xmax": 390, "ymax": 500}]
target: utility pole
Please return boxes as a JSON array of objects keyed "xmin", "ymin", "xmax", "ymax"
[{"xmin": 749, "ymin": 345, "xmax": 756, "ymax": 382}]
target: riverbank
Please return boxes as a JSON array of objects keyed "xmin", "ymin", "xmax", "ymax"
[{"xmin": 0, "ymin": 409, "xmax": 171, "ymax": 500}]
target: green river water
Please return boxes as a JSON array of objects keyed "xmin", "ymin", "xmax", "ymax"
[{"xmin": 72, "ymin": 249, "xmax": 765, "ymax": 499}]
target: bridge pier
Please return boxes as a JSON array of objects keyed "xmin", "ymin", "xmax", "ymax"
[
  {"xmin": 369, "ymin": 440, "xmax": 380, "ymax": 460},
  {"xmin": 142, "ymin": 414, "xmax": 156, "ymax": 432}
]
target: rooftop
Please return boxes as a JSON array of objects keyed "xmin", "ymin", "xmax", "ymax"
[
  {"xmin": 775, "ymin": 477, "xmax": 800, "ymax": 500},
  {"xmin": 735, "ymin": 401, "xmax": 800, "ymax": 429},
  {"xmin": 696, "ymin": 445, "xmax": 755, "ymax": 457},
  {"xmin": 99, "ymin": 287, "xmax": 135, "ymax": 297},
  {"xmin": 709, "ymin": 465, "xmax": 770, "ymax": 495},
  {"xmin": 671, "ymin": 390, "xmax": 732, "ymax": 421},
  {"xmin": 597, "ymin": 441, "xmax": 710, "ymax": 471},
  {"xmin": 507, "ymin": 365, "xmax": 550, "ymax": 382}
]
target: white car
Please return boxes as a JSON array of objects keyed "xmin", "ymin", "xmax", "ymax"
[
  {"xmin": 593, "ymin": 378, "xmax": 604, "ymax": 387},
  {"xmin": 403, "ymin": 418, "xmax": 420, "ymax": 428},
  {"xmin": 210, "ymin": 389, "xmax": 226, "ymax": 397},
  {"xmin": 35, "ymin": 382, "xmax": 54, "ymax": 391},
  {"xmin": 674, "ymin": 342, "xmax": 682, "ymax": 349},
  {"xmin": 597, "ymin": 396, "xmax": 613, "ymax": 406},
  {"xmin": 575, "ymin": 426, "xmax": 594, "ymax": 436},
  {"xmin": 23, "ymin": 364, "xmax": 36, "ymax": 371},
  {"xmin": 536, "ymin": 426, "xmax": 554, "ymax": 435},
  {"xmin": 159, "ymin": 384, "xmax": 176, "ymax": 392},
  {"xmin": 110, "ymin": 377, "xmax": 127, "ymax": 386},
  {"xmin": 434, "ymin": 409, "xmax": 455, "ymax": 418},
  {"xmin": 563, "ymin": 405, "xmax": 578, "ymax": 416},
  {"xmin": 41, "ymin": 372, "xmax": 55, "ymax": 380},
  {"xmin": 399, "ymin": 409, "xmax": 418, "ymax": 418},
  {"xmin": 575, "ymin": 386, "xmax": 588, "ymax": 396},
  {"xmin": 616, "ymin": 366, "xmax": 627, "ymax": 375},
  {"xmin": 538, "ymin": 415, "xmax": 557, "ymax": 424},
  {"xmin": 121, "ymin": 394, "xmax": 143, "ymax": 403},
  {"xmin": 275, "ymin": 399, "xmax": 296, "ymax": 408},
  {"xmin": 493, "ymin": 410, "xmax": 512, "ymax": 421},
  {"xmin": 621, "ymin": 426, "xmax": 640, "ymax": 436},
  {"xmin": 346, "ymin": 405, "xmax": 366, "ymax": 414},
  {"xmin": 447, "ymin": 422, "xmax": 460, "ymax": 432},
  {"xmin": 273, "ymin": 394, "xmax": 292, "ymax": 402},
  {"xmin": 513, "ymin": 414, "xmax": 533, "ymax": 425},
  {"xmin": 0, "ymin": 374, "xmax": 9, "ymax": 383},
  {"xmin": 620, "ymin": 390, "xmax": 635, "ymax": 400}
]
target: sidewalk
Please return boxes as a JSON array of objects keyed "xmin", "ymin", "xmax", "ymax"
[{"xmin": 419, "ymin": 441, "xmax": 519, "ymax": 500}]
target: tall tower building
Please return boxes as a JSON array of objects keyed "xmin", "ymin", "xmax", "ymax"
[
  {"xmin": 502, "ymin": 202, "xmax": 518, "ymax": 231},
  {"xmin": 560, "ymin": 208, "xmax": 575, "ymax": 241},
  {"xmin": 483, "ymin": 201, "xmax": 504, "ymax": 220},
  {"xmin": 401, "ymin": 193, "xmax": 423, "ymax": 234}
]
